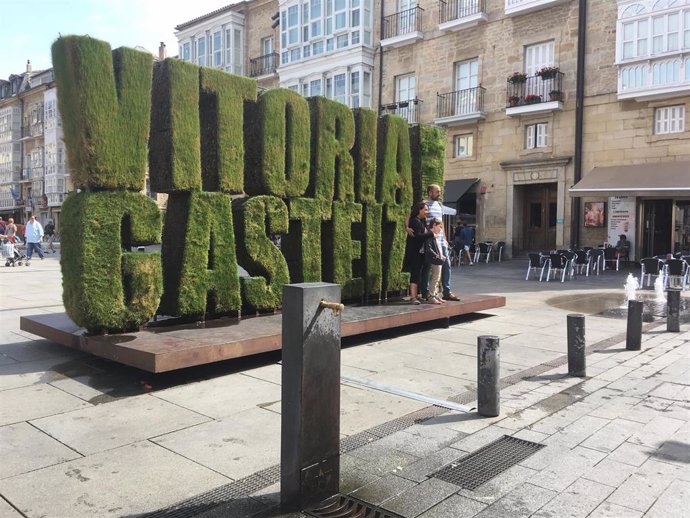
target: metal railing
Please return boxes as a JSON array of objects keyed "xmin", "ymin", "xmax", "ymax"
[
  {"xmin": 437, "ymin": 86, "xmax": 485, "ymax": 118},
  {"xmin": 383, "ymin": 6, "xmax": 424, "ymax": 40},
  {"xmin": 439, "ymin": 0, "xmax": 485, "ymax": 24},
  {"xmin": 21, "ymin": 124, "xmax": 44, "ymax": 138},
  {"xmin": 381, "ymin": 98, "xmax": 422, "ymax": 124},
  {"xmin": 506, "ymin": 71, "xmax": 564, "ymax": 108},
  {"xmin": 249, "ymin": 52, "xmax": 278, "ymax": 77}
]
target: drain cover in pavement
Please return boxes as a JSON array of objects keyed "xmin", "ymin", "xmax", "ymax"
[
  {"xmin": 305, "ymin": 494, "xmax": 403, "ymax": 518},
  {"xmin": 432, "ymin": 435, "xmax": 545, "ymax": 490}
]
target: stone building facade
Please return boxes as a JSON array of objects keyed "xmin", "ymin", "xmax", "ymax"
[{"xmin": 176, "ymin": 0, "xmax": 690, "ymax": 258}]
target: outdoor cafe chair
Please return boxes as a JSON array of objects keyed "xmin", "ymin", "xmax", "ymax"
[
  {"xmin": 603, "ymin": 247, "xmax": 620, "ymax": 271},
  {"xmin": 474, "ymin": 242, "xmax": 493, "ymax": 264},
  {"xmin": 574, "ymin": 250, "xmax": 590, "ymax": 276},
  {"xmin": 589, "ymin": 249, "xmax": 604, "ymax": 275},
  {"xmin": 640, "ymin": 257, "xmax": 664, "ymax": 288},
  {"xmin": 664, "ymin": 258, "xmax": 689, "ymax": 291},
  {"xmin": 493, "ymin": 241, "xmax": 506, "ymax": 262},
  {"xmin": 546, "ymin": 253, "xmax": 572, "ymax": 282},
  {"xmin": 526, "ymin": 253, "xmax": 547, "ymax": 281}
]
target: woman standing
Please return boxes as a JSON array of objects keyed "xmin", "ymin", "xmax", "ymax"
[{"xmin": 404, "ymin": 202, "xmax": 432, "ymax": 304}]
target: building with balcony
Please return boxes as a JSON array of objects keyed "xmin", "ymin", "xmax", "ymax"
[
  {"xmin": 0, "ymin": 62, "xmax": 72, "ymax": 227},
  {"xmin": 174, "ymin": 0, "xmax": 690, "ymax": 258}
]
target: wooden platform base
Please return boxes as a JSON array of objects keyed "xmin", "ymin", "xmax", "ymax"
[{"xmin": 20, "ymin": 294, "xmax": 505, "ymax": 373}]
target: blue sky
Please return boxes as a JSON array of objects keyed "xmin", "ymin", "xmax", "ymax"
[{"xmin": 0, "ymin": 0, "xmax": 234, "ymax": 79}]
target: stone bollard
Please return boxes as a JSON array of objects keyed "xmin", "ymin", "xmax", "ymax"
[
  {"xmin": 626, "ymin": 300, "xmax": 643, "ymax": 351},
  {"xmin": 667, "ymin": 288, "xmax": 681, "ymax": 332},
  {"xmin": 567, "ymin": 314, "xmax": 586, "ymax": 377},
  {"xmin": 281, "ymin": 283, "xmax": 342, "ymax": 512},
  {"xmin": 477, "ymin": 335, "xmax": 500, "ymax": 417}
]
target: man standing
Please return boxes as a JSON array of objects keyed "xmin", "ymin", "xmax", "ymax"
[
  {"xmin": 25, "ymin": 214, "xmax": 45, "ymax": 263},
  {"xmin": 44, "ymin": 220, "xmax": 57, "ymax": 253},
  {"xmin": 420, "ymin": 184, "xmax": 460, "ymax": 301}
]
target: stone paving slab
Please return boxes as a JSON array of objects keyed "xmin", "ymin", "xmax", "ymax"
[
  {"xmin": 152, "ymin": 406, "xmax": 281, "ymax": 480},
  {"xmin": 0, "ymin": 383, "xmax": 91, "ymax": 426},
  {"xmin": 531, "ymin": 477, "xmax": 615, "ymax": 518},
  {"xmin": 30, "ymin": 393, "xmax": 211, "ymax": 454},
  {"xmin": 0, "ymin": 422, "xmax": 82, "ymax": 479},
  {"xmin": 0, "ymin": 441, "xmax": 229, "ymax": 517},
  {"xmin": 418, "ymin": 493, "xmax": 487, "ymax": 518},
  {"xmin": 382, "ymin": 478, "xmax": 460, "ymax": 517},
  {"xmin": 472, "ymin": 483, "xmax": 556, "ymax": 518}
]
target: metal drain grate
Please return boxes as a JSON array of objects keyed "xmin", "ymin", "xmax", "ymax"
[
  {"xmin": 305, "ymin": 494, "xmax": 404, "ymax": 518},
  {"xmin": 432, "ymin": 435, "xmax": 545, "ymax": 490}
]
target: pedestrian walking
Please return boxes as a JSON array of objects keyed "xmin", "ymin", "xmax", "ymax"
[
  {"xmin": 44, "ymin": 220, "xmax": 57, "ymax": 253},
  {"xmin": 25, "ymin": 214, "xmax": 45, "ymax": 263}
]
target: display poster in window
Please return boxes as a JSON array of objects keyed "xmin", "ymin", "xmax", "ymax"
[
  {"xmin": 607, "ymin": 196, "xmax": 636, "ymax": 261},
  {"xmin": 584, "ymin": 201, "xmax": 605, "ymax": 228}
]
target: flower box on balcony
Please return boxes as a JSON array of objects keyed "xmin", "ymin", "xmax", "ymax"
[
  {"xmin": 508, "ymin": 95, "xmax": 521, "ymax": 107},
  {"xmin": 524, "ymin": 95, "xmax": 542, "ymax": 104},
  {"xmin": 536, "ymin": 66, "xmax": 560, "ymax": 80},
  {"xmin": 549, "ymin": 90, "xmax": 563, "ymax": 101},
  {"xmin": 508, "ymin": 72, "xmax": 527, "ymax": 84}
]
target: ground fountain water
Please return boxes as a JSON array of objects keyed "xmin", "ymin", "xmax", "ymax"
[
  {"xmin": 654, "ymin": 275, "xmax": 666, "ymax": 302},
  {"xmin": 624, "ymin": 273, "xmax": 640, "ymax": 303}
]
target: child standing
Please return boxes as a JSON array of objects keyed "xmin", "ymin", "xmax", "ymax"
[{"xmin": 424, "ymin": 218, "xmax": 446, "ymax": 304}]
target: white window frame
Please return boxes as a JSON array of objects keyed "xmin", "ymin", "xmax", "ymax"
[
  {"xmin": 454, "ymin": 133, "xmax": 474, "ymax": 158},
  {"xmin": 655, "ymin": 105, "xmax": 685, "ymax": 134},
  {"xmin": 525, "ymin": 123, "xmax": 549, "ymax": 149},
  {"xmin": 213, "ymin": 31, "xmax": 222, "ymax": 67},
  {"xmin": 524, "ymin": 41, "xmax": 555, "ymax": 76},
  {"xmin": 197, "ymin": 36, "xmax": 206, "ymax": 67}
]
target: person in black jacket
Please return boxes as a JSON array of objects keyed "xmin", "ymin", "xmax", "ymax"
[
  {"xmin": 404, "ymin": 201, "xmax": 432, "ymax": 304},
  {"xmin": 425, "ymin": 218, "xmax": 446, "ymax": 304}
]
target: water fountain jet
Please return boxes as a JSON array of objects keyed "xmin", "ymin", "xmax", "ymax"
[{"xmin": 624, "ymin": 273, "xmax": 640, "ymax": 303}]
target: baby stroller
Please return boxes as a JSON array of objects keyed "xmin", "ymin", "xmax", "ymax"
[{"xmin": 2, "ymin": 237, "xmax": 28, "ymax": 267}]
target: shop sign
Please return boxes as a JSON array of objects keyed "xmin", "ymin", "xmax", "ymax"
[{"xmin": 607, "ymin": 196, "xmax": 636, "ymax": 260}]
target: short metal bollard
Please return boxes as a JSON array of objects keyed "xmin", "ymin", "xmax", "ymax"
[
  {"xmin": 667, "ymin": 288, "xmax": 681, "ymax": 332},
  {"xmin": 567, "ymin": 314, "xmax": 586, "ymax": 377},
  {"xmin": 477, "ymin": 335, "xmax": 500, "ymax": 417},
  {"xmin": 281, "ymin": 283, "xmax": 342, "ymax": 512},
  {"xmin": 626, "ymin": 300, "xmax": 643, "ymax": 351}
]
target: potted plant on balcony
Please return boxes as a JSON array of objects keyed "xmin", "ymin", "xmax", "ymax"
[
  {"xmin": 536, "ymin": 66, "xmax": 560, "ymax": 80},
  {"xmin": 508, "ymin": 95, "xmax": 521, "ymax": 107},
  {"xmin": 524, "ymin": 94, "xmax": 542, "ymax": 104},
  {"xmin": 507, "ymin": 72, "xmax": 527, "ymax": 84},
  {"xmin": 549, "ymin": 89, "xmax": 563, "ymax": 101}
]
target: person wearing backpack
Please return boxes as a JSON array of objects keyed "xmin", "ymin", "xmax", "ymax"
[{"xmin": 44, "ymin": 220, "xmax": 57, "ymax": 253}]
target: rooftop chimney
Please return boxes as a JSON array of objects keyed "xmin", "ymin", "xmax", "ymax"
[
  {"xmin": 158, "ymin": 42, "xmax": 167, "ymax": 60},
  {"xmin": 26, "ymin": 60, "xmax": 31, "ymax": 73}
]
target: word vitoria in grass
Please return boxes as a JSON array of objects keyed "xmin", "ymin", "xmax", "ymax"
[{"xmin": 52, "ymin": 36, "xmax": 445, "ymax": 333}]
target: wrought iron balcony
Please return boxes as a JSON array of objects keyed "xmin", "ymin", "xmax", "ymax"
[
  {"xmin": 505, "ymin": 71, "xmax": 564, "ymax": 116},
  {"xmin": 250, "ymin": 52, "xmax": 278, "ymax": 78},
  {"xmin": 504, "ymin": 0, "xmax": 569, "ymax": 17},
  {"xmin": 381, "ymin": 98, "xmax": 422, "ymax": 124},
  {"xmin": 381, "ymin": 7, "xmax": 424, "ymax": 48},
  {"xmin": 439, "ymin": 0, "xmax": 487, "ymax": 31},
  {"xmin": 21, "ymin": 123, "xmax": 44, "ymax": 139},
  {"xmin": 435, "ymin": 86, "xmax": 486, "ymax": 125}
]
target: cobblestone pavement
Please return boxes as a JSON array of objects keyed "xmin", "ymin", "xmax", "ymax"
[{"xmin": 0, "ymin": 256, "xmax": 687, "ymax": 517}]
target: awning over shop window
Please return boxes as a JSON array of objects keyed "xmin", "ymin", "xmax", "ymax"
[
  {"xmin": 443, "ymin": 178, "xmax": 479, "ymax": 204},
  {"xmin": 569, "ymin": 162, "xmax": 690, "ymax": 197}
]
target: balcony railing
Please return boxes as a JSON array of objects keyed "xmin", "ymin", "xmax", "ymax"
[
  {"xmin": 505, "ymin": 71, "xmax": 564, "ymax": 109},
  {"xmin": 381, "ymin": 98, "xmax": 422, "ymax": 124},
  {"xmin": 436, "ymin": 86, "xmax": 485, "ymax": 122},
  {"xmin": 22, "ymin": 166, "xmax": 44, "ymax": 180},
  {"xmin": 439, "ymin": 0, "xmax": 486, "ymax": 24},
  {"xmin": 618, "ymin": 57, "xmax": 690, "ymax": 101},
  {"xmin": 383, "ymin": 7, "xmax": 424, "ymax": 40},
  {"xmin": 21, "ymin": 124, "xmax": 44, "ymax": 138},
  {"xmin": 250, "ymin": 52, "xmax": 278, "ymax": 77}
]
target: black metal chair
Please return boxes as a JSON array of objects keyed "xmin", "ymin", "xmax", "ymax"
[
  {"xmin": 603, "ymin": 247, "xmax": 619, "ymax": 271},
  {"xmin": 493, "ymin": 241, "xmax": 506, "ymax": 262},
  {"xmin": 546, "ymin": 253, "xmax": 572, "ymax": 282},
  {"xmin": 474, "ymin": 242, "xmax": 492, "ymax": 263},
  {"xmin": 574, "ymin": 250, "xmax": 590, "ymax": 276},
  {"xmin": 526, "ymin": 253, "xmax": 547, "ymax": 281},
  {"xmin": 640, "ymin": 257, "xmax": 664, "ymax": 288},
  {"xmin": 589, "ymin": 249, "xmax": 604, "ymax": 275},
  {"xmin": 664, "ymin": 259, "xmax": 689, "ymax": 290}
]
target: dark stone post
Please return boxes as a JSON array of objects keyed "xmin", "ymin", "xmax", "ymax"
[
  {"xmin": 567, "ymin": 314, "xmax": 586, "ymax": 377},
  {"xmin": 626, "ymin": 300, "xmax": 643, "ymax": 351},
  {"xmin": 667, "ymin": 288, "xmax": 681, "ymax": 332},
  {"xmin": 477, "ymin": 335, "xmax": 500, "ymax": 417},
  {"xmin": 281, "ymin": 282, "xmax": 342, "ymax": 512}
]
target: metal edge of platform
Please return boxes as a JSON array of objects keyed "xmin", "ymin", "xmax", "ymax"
[{"xmin": 19, "ymin": 295, "xmax": 506, "ymax": 373}]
